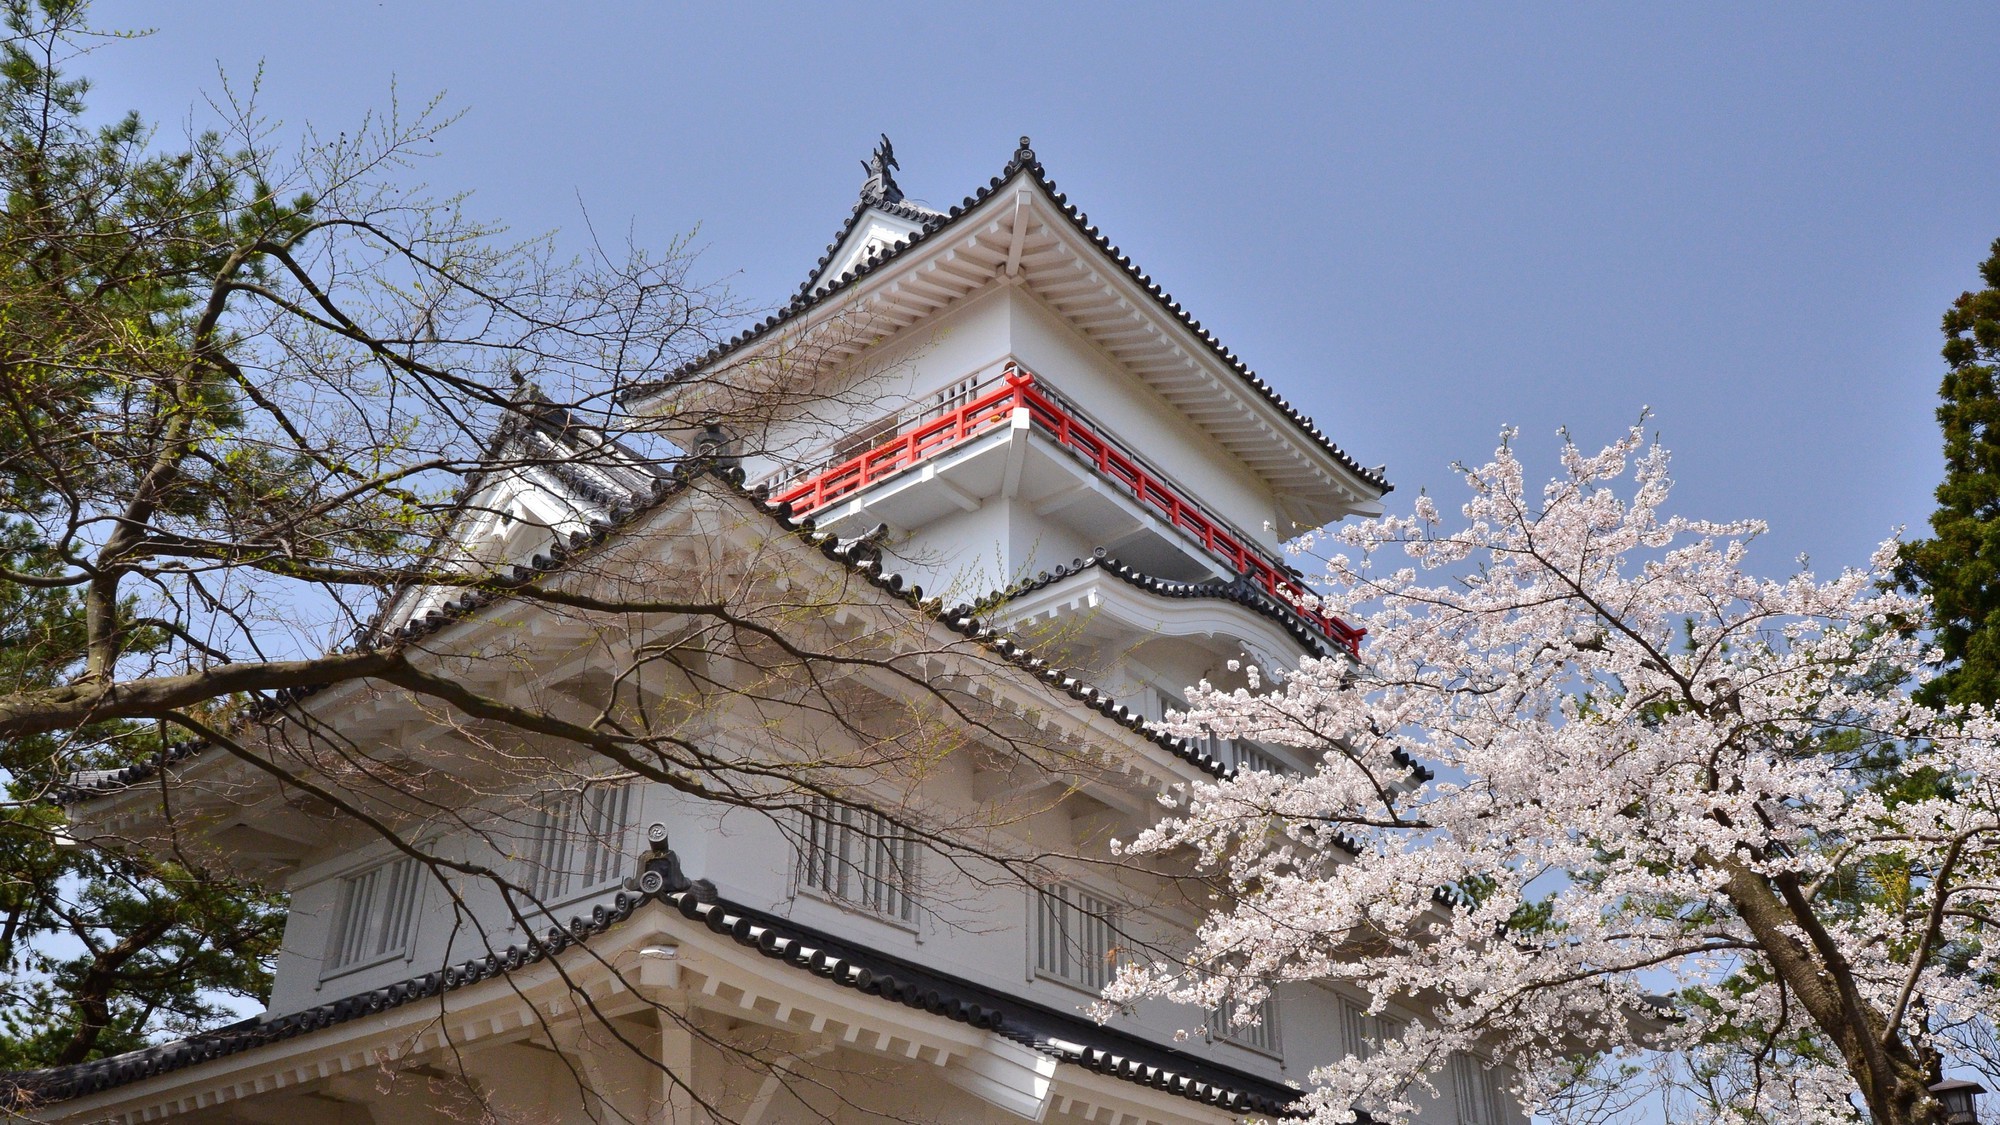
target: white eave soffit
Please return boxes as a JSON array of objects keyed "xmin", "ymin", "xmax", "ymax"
[{"xmin": 997, "ymin": 185, "xmax": 1381, "ymax": 506}]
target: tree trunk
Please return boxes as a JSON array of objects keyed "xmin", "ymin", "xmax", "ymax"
[
  {"xmin": 1716, "ymin": 858, "xmax": 1948, "ymax": 1124},
  {"xmin": 54, "ymin": 915, "xmax": 174, "ymax": 1066}
]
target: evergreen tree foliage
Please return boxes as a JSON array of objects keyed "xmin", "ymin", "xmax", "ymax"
[
  {"xmin": 0, "ymin": 0, "xmax": 718, "ymax": 1074},
  {"xmin": 0, "ymin": 0, "xmax": 283, "ymax": 1067},
  {"xmin": 0, "ymin": 0, "xmax": 939, "ymax": 1098},
  {"xmin": 1900, "ymin": 237, "xmax": 2000, "ymax": 707}
]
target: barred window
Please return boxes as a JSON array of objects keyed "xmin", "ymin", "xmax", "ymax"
[
  {"xmin": 797, "ymin": 798, "xmax": 918, "ymax": 924},
  {"xmin": 1155, "ymin": 686, "xmax": 1239, "ymax": 767},
  {"xmin": 525, "ymin": 784, "xmax": 637, "ymax": 904},
  {"xmin": 1230, "ymin": 742, "xmax": 1298, "ymax": 776},
  {"xmin": 1339, "ymin": 995, "xmax": 1404, "ymax": 1059},
  {"xmin": 325, "ymin": 857, "xmax": 423, "ymax": 975},
  {"xmin": 1033, "ymin": 885, "xmax": 1123, "ymax": 991},
  {"xmin": 1450, "ymin": 1053, "xmax": 1510, "ymax": 1125},
  {"xmin": 1208, "ymin": 992, "xmax": 1282, "ymax": 1056}
]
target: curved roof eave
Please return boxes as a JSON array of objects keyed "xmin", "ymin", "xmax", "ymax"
[
  {"xmin": 0, "ymin": 868, "xmax": 1315, "ymax": 1120},
  {"xmin": 994, "ymin": 551, "xmax": 1344, "ymax": 661},
  {"xmin": 622, "ymin": 139, "xmax": 1390, "ymax": 499}
]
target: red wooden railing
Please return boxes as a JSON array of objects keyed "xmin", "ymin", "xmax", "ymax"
[{"xmin": 771, "ymin": 364, "xmax": 1363, "ymax": 654}]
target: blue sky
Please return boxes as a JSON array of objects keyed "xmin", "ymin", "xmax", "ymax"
[{"xmin": 89, "ymin": 2, "xmax": 2000, "ymax": 577}]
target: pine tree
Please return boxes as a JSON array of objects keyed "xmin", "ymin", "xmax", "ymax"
[
  {"xmin": 0, "ymin": 0, "xmax": 284, "ymax": 1066},
  {"xmin": 1899, "ymin": 237, "xmax": 2000, "ymax": 708}
]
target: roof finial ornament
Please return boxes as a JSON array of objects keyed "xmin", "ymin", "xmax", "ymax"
[
  {"xmin": 1011, "ymin": 135, "xmax": 1036, "ymax": 170},
  {"xmin": 858, "ymin": 134, "xmax": 904, "ymax": 205}
]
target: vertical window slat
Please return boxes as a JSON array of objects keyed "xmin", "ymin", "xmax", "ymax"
[
  {"xmin": 1339, "ymin": 995, "xmax": 1371, "ymax": 1058},
  {"xmin": 376, "ymin": 861, "xmax": 408, "ymax": 958},
  {"xmin": 1452, "ymin": 1053, "xmax": 1504, "ymax": 1125},
  {"xmin": 526, "ymin": 783, "xmax": 634, "ymax": 905},
  {"xmin": 330, "ymin": 867, "xmax": 373, "ymax": 970},
  {"xmin": 325, "ymin": 857, "xmax": 423, "ymax": 974},
  {"xmin": 798, "ymin": 797, "xmax": 917, "ymax": 923}
]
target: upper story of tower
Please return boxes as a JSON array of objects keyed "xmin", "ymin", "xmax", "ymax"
[{"xmin": 625, "ymin": 137, "xmax": 1390, "ymax": 658}]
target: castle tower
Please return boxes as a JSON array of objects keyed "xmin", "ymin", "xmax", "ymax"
[{"xmin": 19, "ymin": 139, "xmax": 1531, "ymax": 1125}]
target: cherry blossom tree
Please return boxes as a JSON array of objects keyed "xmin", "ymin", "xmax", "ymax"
[{"xmin": 1110, "ymin": 426, "xmax": 2000, "ymax": 1125}]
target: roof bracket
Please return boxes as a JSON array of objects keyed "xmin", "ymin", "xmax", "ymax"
[{"xmin": 1003, "ymin": 191, "xmax": 1030, "ymax": 278}]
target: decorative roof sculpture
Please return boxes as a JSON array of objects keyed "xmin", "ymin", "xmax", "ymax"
[{"xmin": 858, "ymin": 133, "xmax": 904, "ymax": 205}]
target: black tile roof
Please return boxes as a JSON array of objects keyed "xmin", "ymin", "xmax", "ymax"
[
  {"xmin": 662, "ymin": 890, "xmax": 1308, "ymax": 1118},
  {"xmin": 992, "ymin": 553, "xmax": 1430, "ymax": 786},
  {"xmin": 994, "ymin": 549, "xmax": 1345, "ymax": 660},
  {"xmin": 623, "ymin": 137, "xmax": 1391, "ymax": 497},
  {"xmin": 0, "ymin": 853, "xmax": 1317, "ymax": 1120},
  {"xmin": 57, "ymin": 461, "xmax": 1253, "ymax": 804}
]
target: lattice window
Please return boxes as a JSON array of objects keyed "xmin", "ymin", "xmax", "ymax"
[
  {"xmin": 1450, "ymin": 1053, "xmax": 1511, "ymax": 1125},
  {"xmin": 1033, "ymin": 885, "xmax": 1123, "ymax": 991},
  {"xmin": 525, "ymin": 783, "xmax": 638, "ymax": 904},
  {"xmin": 1339, "ymin": 995, "xmax": 1371, "ymax": 1057},
  {"xmin": 797, "ymin": 797, "xmax": 918, "ymax": 923},
  {"xmin": 1208, "ymin": 992, "xmax": 1282, "ymax": 1056},
  {"xmin": 325, "ymin": 857, "xmax": 423, "ymax": 974},
  {"xmin": 1153, "ymin": 686, "xmax": 1235, "ymax": 764}
]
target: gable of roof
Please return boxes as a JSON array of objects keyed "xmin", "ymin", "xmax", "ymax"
[
  {"xmin": 366, "ymin": 392, "xmax": 670, "ymax": 640},
  {"xmin": 804, "ymin": 192, "xmax": 948, "ymax": 295}
]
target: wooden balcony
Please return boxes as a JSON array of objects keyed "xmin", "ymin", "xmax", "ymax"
[{"xmin": 770, "ymin": 363, "xmax": 1364, "ymax": 654}]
